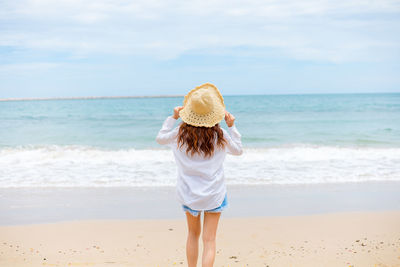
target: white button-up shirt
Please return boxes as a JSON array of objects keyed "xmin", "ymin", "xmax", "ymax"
[{"xmin": 156, "ymin": 115, "xmax": 243, "ymax": 210}]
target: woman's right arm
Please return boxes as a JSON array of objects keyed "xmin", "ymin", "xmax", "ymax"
[{"xmin": 224, "ymin": 111, "xmax": 243, "ymax": 155}]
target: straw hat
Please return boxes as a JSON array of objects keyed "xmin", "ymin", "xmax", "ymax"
[{"xmin": 179, "ymin": 83, "xmax": 225, "ymax": 127}]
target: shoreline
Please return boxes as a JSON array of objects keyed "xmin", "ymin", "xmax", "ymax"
[
  {"xmin": 1, "ymin": 211, "xmax": 399, "ymax": 266},
  {"xmin": 1, "ymin": 181, "xmax": 400, "ymax": 226}
]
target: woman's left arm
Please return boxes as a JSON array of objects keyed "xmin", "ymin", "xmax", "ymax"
[
  {"xmin": 155, "ymin": 106, "xmax": 183, "ymax": 146},
  {"xmin": 156, "ymin": 116, "xmax": 179, "ymax": 145}
]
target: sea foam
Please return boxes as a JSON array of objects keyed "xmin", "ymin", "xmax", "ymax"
[{"xmin": 0, "ymin": 145, "xmax": 399, "ymax": 187}]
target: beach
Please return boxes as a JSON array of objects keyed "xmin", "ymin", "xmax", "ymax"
[
  {"xmin": 1, "ymin": 211, "xmax": 399, "ymax": 266},
  {"xmin": 1, "ymin": 183, "xmax": 400, "ymax": 266}
]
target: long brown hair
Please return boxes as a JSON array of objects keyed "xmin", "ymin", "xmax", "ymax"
[{"xmin": 177, "ymin": 122, "xmax": 227, "ymax": 158}]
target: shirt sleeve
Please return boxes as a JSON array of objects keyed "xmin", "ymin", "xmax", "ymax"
[
  {"xmin": 156, "ymin": 115, "xmax": 179, "ymax": 147},
  {"xmin": 223, "ymin": 124, "xmax": 243, "ymax": 155}
]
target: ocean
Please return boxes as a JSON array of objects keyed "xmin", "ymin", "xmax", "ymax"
[{"xmin": 0, "ymin": 93, "xmax": 399, "ymax": 187}]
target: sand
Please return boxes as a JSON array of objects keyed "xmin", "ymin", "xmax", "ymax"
[
  {"xmin": 1, "ymin": 211, "xmax": 399, "ymax": 267},
  {"xmin": 2, "ymin": 182, "xmax": 400, "ymax": 225}
]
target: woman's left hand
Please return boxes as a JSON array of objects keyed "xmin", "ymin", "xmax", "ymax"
[
  {"xmin": 173, "ymin": 106, "xmax": 184, "ymax": 119},
  {"xmin": 225, "ymin": 110, "xmax": 235, "ymax": 127}
]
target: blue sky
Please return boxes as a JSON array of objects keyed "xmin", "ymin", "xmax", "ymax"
[{"xmin": 0, "ymin": 0, "xmax": 399, "ymax": 98}]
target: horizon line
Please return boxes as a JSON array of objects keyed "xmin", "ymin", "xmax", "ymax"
[{"xmin": 0, "ymin": 91, "xmax": 398, "ymax": 102}]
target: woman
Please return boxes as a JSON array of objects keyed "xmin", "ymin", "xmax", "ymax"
[{"xmin": 156, "ymin": 83, "xmax": 243, "ymax": 267}]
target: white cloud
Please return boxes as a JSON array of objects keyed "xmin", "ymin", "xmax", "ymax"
[
  {"xmin": 0, "ymin": 0, "xmax": 399, "ymax": 62},
  {"xmin": 0, "ymin": 62, "xmax": 60, "ymax": 73}
]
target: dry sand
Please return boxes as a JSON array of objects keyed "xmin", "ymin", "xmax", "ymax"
[{"xmin": 1, "ymin": 211, "xmax": 399, "ymax": 267}]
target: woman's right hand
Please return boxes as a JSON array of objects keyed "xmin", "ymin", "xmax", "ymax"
[
  {"xmin": 225, "ymin": 111, "xmax": 235, "ymax": 127},
  {"xmin": 173, "ymin": 106, "xmax": 184, "ymax": 119}
]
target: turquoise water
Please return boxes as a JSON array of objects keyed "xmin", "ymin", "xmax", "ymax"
[
  {"xmin": 0, "ymin": 93, "xmax": 399, "ymax": 187},
  {"xmin": 1, "ymin": 93, "xmax": 399, "ymax": 149}
]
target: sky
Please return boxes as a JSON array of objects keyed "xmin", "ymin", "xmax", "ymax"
[{"xmin": 0, "ymin": 0, "xmax": 400, "ymax": 98}]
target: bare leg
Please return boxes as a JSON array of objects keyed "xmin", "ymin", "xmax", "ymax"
[
  {"xmin": 185, "ymin": 211, "xmax": 201, "ymax": 267},
  {"xmin": 202, "ymin": 212, "xmax": 221, "ymax": 267}
]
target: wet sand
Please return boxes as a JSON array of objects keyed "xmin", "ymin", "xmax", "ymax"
[{"xmin": 1, "ymin": 182, "xmax": 400, "ymax": 225}]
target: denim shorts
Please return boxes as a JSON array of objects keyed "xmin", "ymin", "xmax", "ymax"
[{"xmin": 182, "ymin": 193, "xmax": 228, "ymax": 217}]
